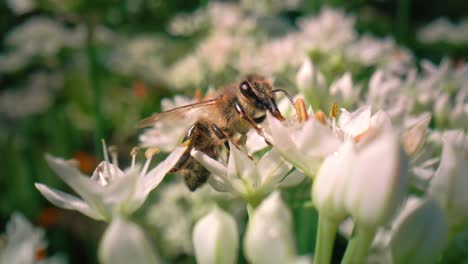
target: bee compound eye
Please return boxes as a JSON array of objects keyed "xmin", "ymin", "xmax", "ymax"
[
  {"xmin": 240, "ymin": 82, "xmax": 255, "ymax": 98},
  {"xmin": 241, "ymin": 82, "xmax": 251, "ymax": 91}
]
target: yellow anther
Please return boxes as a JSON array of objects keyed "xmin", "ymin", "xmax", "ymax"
[
  {"xmin": 130, "ymin": 147, "xmax": 139, "ymax": 157},
  {"xmin": 145, "ymin": 147, "xmax": 160, "ymax": 159},
  {"xmin": 294, "ymin": 98, "xmax": 309, "ymax": 123},
  {"xmin": 108, "ymin": 145, "xmax": 118, "ymax": 154},
  {"xmin": 315, "ymin": 111, "xmax": 327, "ymax": 125},
  {"xmin": 329, "ymin": 102, "xmax": 339, "ymax": 119}
]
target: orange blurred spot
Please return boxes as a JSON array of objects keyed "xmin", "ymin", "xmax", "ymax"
[
  {"xmin": 314, "ymin": 111, "xmax": 327, "ymax": 125},
  {"xmin": 354, "ymin": 130, "xmax": 369, "ymax": 143},
  {"xmin": 35, "ymin": 247, "xmax": 47, "ymax": 261},
  {"xmin": 194, "ymin": 89, "xmax": 203, "ymax": 102},
  {"xmin": 133, "ymin": 81, "xmax": 148, "ymax": 98},
  {"xmin": 39, "ymin": 207, "xmax": 59, "ymax": 228},
  {"xmin": 73, "ymin": 151, "xmax": 99, "ymax": 174}
]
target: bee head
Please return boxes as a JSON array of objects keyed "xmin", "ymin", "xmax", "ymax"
[{"xmin": 239, "ymin": 74, "xmax": 285, "ymax": 121}]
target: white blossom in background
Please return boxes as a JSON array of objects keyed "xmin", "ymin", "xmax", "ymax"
[
  {"xmin": 99, "ymin": 217, "xmax": 159, "ymax": 264},
  {"xmin": 0, "ymin": 213, "xmax": 65, "ymax": 264},
  {"xmin": 108, "ymin": 35, "xmax": 167, "ymax": 84},
  {"xmin": 329, "ymin": 72, "xmax": 360, "ymax": 108},
  {"xmin": 191, "ymin": 141, "xmax": 304, "ymax": 205},
  {"xmin": 366, "ymin": 70, "xmax": 414, "ymax": 123},
  {"xmin": 418, "ymin": 18, "xmax": 468, "ymax": 45},
  {"xmin": 193, "ymin": 207, "xmax": 239, "ymax": 264},
  {"xmin": 240, "ymin": 0, "xmax": 302, "ymax": 16},
  {"xmin": 428, "ymin": 130, "xmax": 468, "ymax": 231},
  {"xmin": 298, "ymin": 8, "xmax": 356, "ymax": 52},
  {"xmin": 35, "ymin": 143, "xmax": 186, "ymax": 221},
  {"xmin": 0, "ymin": 71, "xmax": 63, "ymax": 119},
  {"xmin": 6, "ymin": 0, "xmax": 35, "ymax": 15},
  {"xmin": 244, "ymin": 192, "xmax": 309, "ymax": 264},
  {"xmin": 0, "ymin": 17, "xmax": 85, "ymax": 71}
]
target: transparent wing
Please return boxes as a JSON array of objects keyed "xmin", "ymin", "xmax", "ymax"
[{"xmin": 137, "ymin": 95, "xmax": 224, "ymax": 128}]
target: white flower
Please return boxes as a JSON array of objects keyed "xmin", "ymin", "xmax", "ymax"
[
  {"xmin": 6, "ymin": 0, "xmax": 35, "ymax": 15},
  {"xmin": 244, "ymin": 191, "xmax": 299, "ymax": 264},
  {"xmin": 266, "ymin": 110, "xmax": 341, "ymax": 178},
  {"xmin": 313, "ymin": 108, "xmax": 409, "ymax": 263},
  {"xmin": 428, "ymin": 130, "xmax": 468, "ymax": 230},
  {"xmin": 418, "ymin": 18, "xmax": 468, "ymax": 45},
  {"xmin": 99, "ymin": 217, "xmax": 159, "ymax": 264},
  {"xmin": 193, "ymin": 207, "xmax": 239, "ymax": 264},
  {"xmin": 329, "ymin": 72, "xmax": 359, "ymax": 108},
  {"xmin": 191, "ymin": 141, "xmax": 304, "ymax": 205},
  {"xmin": 296, "ymin": 58, "xmax": 326, "ymax": 106},
  {"xmin": 298, "ymin": 8, "xmax": 356, "ymax": 52},
  {"xmin": 386, "ymin": 197, "xmax": 448, "ymax": 264},
  {"xmin": 0, "ymin": 212, "xmax": 65, "ymax": 264},
  {"xmin": 35, "ymin": 144, "xmax": 186, "ymax": 221},
  {"xmin": 366, "ymin": 70, "xmax": 413, "ymax": 123}
]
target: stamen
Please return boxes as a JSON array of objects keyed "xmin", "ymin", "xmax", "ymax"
[
  {"xmin": 329, "ymin": 102, "xmax": 339, "ymax": 119},
  {"xmin": 108, "ymin": 145, "xmax": 118, "ymax": 167},
  {"xmin": 140, "ymin": 148, "xmax": 160, "ymax": 177},
  {"xmin": 294, "ymin": 98, "xmax": 309, "ymax": 123},
  {"xmin": 315, "ymin": 111, "xmax": 327, "ymax": 125},
  {"xmin": 101, "ymin": 139, "xmax": 110, "ymax": 163},
  {"xmin": 130, "ymin": 147, "xmax": 139, "ymax": 169}
]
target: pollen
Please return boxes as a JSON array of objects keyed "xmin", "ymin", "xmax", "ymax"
[
  {"xmin": 294, "ymin": 98, "xmax": 309, "ymax": 123},
  {"xmin": 145, "ymin": 147, "xmax": 160, "ymax": 159}
]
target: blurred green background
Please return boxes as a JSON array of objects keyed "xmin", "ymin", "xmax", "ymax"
[{"xmin": 0, "ymin": 0, "xmax": 467, "ymax": 263}]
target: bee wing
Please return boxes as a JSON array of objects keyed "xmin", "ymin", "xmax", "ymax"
[{"xmin": 137, "ymin": 95, "xmax": 224, "ymax": 128}]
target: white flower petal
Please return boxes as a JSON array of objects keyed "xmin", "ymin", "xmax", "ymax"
[
  {"xmin": 228, "ymin": 141, "xmax": 258, "ymax": 190},
  {"xmin": 257, "ymin": 149, "xmax": 292, "ymax": 188},
  {"xmin": 339, "ymin": 105, "xmax": 371, "ymax": 138},
  {"xmin": 389, "ymin": 197, "xmax": 448, "ymax": 264},
  {"xmin": 278, "ymin": 170, "xmax": 305, "ymax": 188},
  {"xmin": 35, "ymin": 183, "xmax": 104, "ymax": 220},
  {"xmin": 191, "ymin": 149, "xmax": 228, "ymax": 177},
  {"xmin": 99, "ymin": 217, "xmax": 159, "ymax": 264},
  {"xmin": 141, "ymin": 146, "xmax": 187, "ymax": 195},
  {"xmin": 45, "ymin": 154, "xmax": 103, "ymax": 209},
  {"xmin": 345, "ymin": 130, "xmax": 409, "ymax": 228}
]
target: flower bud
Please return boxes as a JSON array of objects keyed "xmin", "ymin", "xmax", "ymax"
[
  {"xmin": 99, "ymin": 217, "xmax": 159, "ymax": 264},
  {"xmin": 192, "ymin": 207, "xmax": 238, "ymax": 264},
  {"xmin": 244, "ymin": 192, "xmax": 296, "ymax": 264},
  {"xmin": 428, "ymin": 130, "xmax": 468, "ymax": 230},
  {"xmin": 388, "ymin": 197, "xmax": 448, "ymax": 264}
]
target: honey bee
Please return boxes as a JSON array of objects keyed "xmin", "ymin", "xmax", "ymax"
[{"xmin": 138, "ymin": 74, "xmax": 293, "ymax": 191}]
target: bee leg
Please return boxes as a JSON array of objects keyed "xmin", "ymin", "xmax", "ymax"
[
  {"xmin": 234, "ymin": 101, "xmax": 270, "ymax": 143},
  {"xmin": 210, "ymin": 124, "xmax": 230, "ymax": 150},
  {"xmin": 253, "ymin": 115, "xmax": 266, "ymax": 124},
  {"xmin": 172, "ymin": 122, "xmax": 210, "ymax": 173}
]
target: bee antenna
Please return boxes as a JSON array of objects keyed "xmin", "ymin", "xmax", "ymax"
[{"xmin": 271, "ymin": 89, "xmax": 295, "ymax": 106}]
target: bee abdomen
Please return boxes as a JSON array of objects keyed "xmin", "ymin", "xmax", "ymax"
[{"xmin": 180, "ymin": 161, "xmax": 210, "ymax": 191}]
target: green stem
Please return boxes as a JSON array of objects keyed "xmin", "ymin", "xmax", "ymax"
[
  {"xmin": 341, "ymin": 227, "xmax": 376, "ymax": 264},
  {"xmin": 86, "ymin": 20, "xmax": 103, "ymax": 158},
  {"xmin": 314, "ymin": 215, "xmax": 338, "ymax": 264}
]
